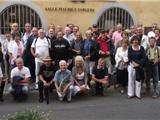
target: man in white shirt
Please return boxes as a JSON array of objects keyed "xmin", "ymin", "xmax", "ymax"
[
  {"xmin": 136, "ymin": 26, "xmax": 149, "ymax": 50},
  {"xmin": 63, "ymin": 27, "xmax": 74, "ymax": 46},
  {"xmin": 31, "ymin": 29, "xmax": 51, "ymax": 89},
  {"xmin": 9, "ymin": 57, "xmax": 31, "ymax": 101},
  {"xmin": 22, "ymin": 23, "xmax": 32, "ymax": 49}
]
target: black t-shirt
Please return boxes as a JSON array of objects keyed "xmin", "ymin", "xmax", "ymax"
[
  {"xmin": 38, "ymin": 63, "xmax": 57, "ymax": 82},
  {"xmin": 92, "ymin": 66, "xmax": 108, "ymax": 79},
  {"xmin": 51, "ymin": 38, "xmax": 71, "ymax": 61}
]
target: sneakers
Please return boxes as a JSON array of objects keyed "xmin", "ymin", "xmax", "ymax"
[
  {"xmin": 67, "ymin": 94, "xmax": 72, "ymax": 102},
  {"xmin": 114, "ymin": 84, "xmax": 120, "ymax": 88},
  {"xmin": 120, "ymin": 89, "xmax": 125, "ymax": 94},
  {"xmin": 59, "ymin": 97, "xmax": 63, "ymax": 101},
  {"xmin": 67, "ymin": 97, "xmax": 72, "ymax": 102},
  {"xmin": 152, "ymin": 92, "xmax": 159, "ymax": 99},
  {"xmin": 35, "ymin": 84, "xmax": 39, "ymax": 90}
]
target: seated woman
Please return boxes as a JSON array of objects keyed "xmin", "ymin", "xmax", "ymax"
[
  {"xmin": 8, "ymin": 57, "xmax": 30, "ymax": 101},
  {"xmin": 38, "ymin": 56, "xmax": 57, "ymax": 104},
  {"xmin": 90, "ymin": 58, "xmax": 109, "ymax": 96},
  {"xmin": 72, "ymin": 56, "xmax": 89, "ymax": 95}
]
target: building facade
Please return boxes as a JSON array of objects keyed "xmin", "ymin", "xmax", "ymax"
[{"xmin": 0, "ymin": 0, "xmax": 159, "ymax": 34}]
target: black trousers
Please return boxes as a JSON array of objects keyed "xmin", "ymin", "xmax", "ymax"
[
  {"xmin": 0, "ymin": 81, "xmax": 5, "ymax": 98},
  {"xmin": 116, "ymin": 69, "xmax": 128, "ymax": 88},
  {"xmin": 38, "ymin": 81, "xmax": 54, "ymax": 101}
]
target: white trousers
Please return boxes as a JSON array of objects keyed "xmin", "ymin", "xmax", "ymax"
[
  {"xmin": 73, "ymin": 84, "xmax": 90, "ymax": 95},
  {"xmin": 57, "ymin": 85, "xmax": 74, "ymax": 101},
  {"xmin": 35, "ymin": 61, "xmax": 43, "ymax": 86},
  {"xmin": 128, "ymin": 65, "xmax": 141, "ymax": 98}
]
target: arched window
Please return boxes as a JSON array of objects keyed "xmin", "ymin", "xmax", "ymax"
[
  {"xmin": 97, "ymin": 7, "xmax": 134, "ymax": 30},
  {"xmin": 0, "ymin": 4, "xmax": 42, "ymax": 34}
]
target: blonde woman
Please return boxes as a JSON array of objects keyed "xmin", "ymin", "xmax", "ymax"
[
  {"xmin": 72, "ymin": 56, "xmax": 89, "ymax": 95},
  {"xmin": 115, "ymin": 39, "xmax": 129, "ymax": 94}
]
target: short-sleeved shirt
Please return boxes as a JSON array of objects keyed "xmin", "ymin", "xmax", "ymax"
[
  {"xmin": 38, "ymin": 64, "xmax": 57, "ymax": 82},
  {"xmin": 31, "ymin": 37, "xmax": 50, "ymax": 62},
  {"xmin": 54, "ymin": 69, "xmax": 72, "ymax": 85},
  {"xmin": 92, "ymin": 66, "xmax": 108, "ymax": 79},
  {"xmin": 11, "ymin": 66, "xmax": 31, "ymax": 79}
]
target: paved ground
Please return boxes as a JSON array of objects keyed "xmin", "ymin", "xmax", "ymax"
[{"xmin": 0, "ymin": 85, "xmax": 160, "ymax": 120}]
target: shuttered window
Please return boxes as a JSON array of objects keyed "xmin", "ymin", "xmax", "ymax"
[
  {"xmin": 97, "ymin": 7, "xmax": 134, "ymax": 30},
  {"xmin": 0, "ymin": 4, "xmax": 42, "ymax": 34}
]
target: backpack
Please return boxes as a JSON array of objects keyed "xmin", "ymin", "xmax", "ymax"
[
  {"xmin": 33, "ymin": 37, "xmax": 51, "ymax": 56},
  {"xmin": 34, "ymin": 37, "xmax": 51, "ymax": 48}
]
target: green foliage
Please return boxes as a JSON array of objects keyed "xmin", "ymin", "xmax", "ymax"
[{"xmin": 8, "ymin": 109, "xmax": 51, "ymax": 120}]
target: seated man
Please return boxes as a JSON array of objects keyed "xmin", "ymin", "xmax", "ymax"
[
  {"xmin": 54, "ymin": 60, "xmax": 74, "ymax": 102},
  {"xmin": 9, "ymin": 57, "xmax": 31, "ymax": 101},
  {"xmin": 38, "ymin": 56, "xmax": 57, "ymax": 104},
  {"xmin": 90, "ymin": 58, "xmax": 109, "ymax": 96}
]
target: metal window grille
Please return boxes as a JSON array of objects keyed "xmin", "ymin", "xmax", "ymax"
[
  {"xmin": 0, "ymin": 4, "xmax": 42, "ymax": 34},
  {"xmin": 97, "ymin": 7, "xmax": 134, "ymax": 30}
]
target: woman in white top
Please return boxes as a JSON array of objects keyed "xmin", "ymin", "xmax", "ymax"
[
  {"xmin": 8, "ymin": 35, "xmax": 24, "ymax": 69},
  {"xmin": 72, "ymin": 56, "xmax": 89, "ymax": 95},
  {"xmin": 115, "ymin": 39, "xmax": 129, "ymax": 94}
]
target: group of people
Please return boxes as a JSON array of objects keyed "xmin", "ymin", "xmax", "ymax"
[{"xmin": 0, "ymin": 22, "xmax": 160, "ymax": 104}]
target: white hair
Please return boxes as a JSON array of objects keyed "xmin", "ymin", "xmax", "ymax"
[{"xmin": 59, "ymin": 60, "xmax": 67, "ymax": 66}]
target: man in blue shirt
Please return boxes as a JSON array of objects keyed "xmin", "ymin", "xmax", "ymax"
[{"xmin": 54, "ymin": 60, "xmax": 74, "ymax": 102}]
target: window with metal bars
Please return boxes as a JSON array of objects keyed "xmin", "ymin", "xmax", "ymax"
[
  {"xmin": 97, "ymin": 7, "xmax": 134, "ymax": 30},
  {"xmin": 0, "ymin": 4, "xmax": 42, "ymax": 34}
]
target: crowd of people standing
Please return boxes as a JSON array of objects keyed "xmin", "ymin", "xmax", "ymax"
[{"xmin": 0, "ymin": 22, "xmax": 160, "ymax": 104}]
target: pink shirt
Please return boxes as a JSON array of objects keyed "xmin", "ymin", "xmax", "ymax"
[{"xmin": 112, "ymin": 31, "xmax": 122, "ymax": 48}]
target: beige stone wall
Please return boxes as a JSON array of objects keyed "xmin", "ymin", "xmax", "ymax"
[
  {"xmin": 122, "ymin": 1, "xmax": 160, "ymax": 27},
  {"xmin": 32, "ymin": 0, "xmax": 160, "ymax": 33},
  {"xmin": 32, "ymin": 0, "xmax": 103, "ymax": 33}
]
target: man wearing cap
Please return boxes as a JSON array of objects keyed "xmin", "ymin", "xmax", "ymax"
[
  {"xmin": 147, "ymin": 23, "xmax": 158, "ymax": 38},
  {"xmin": 38, "ymin": 56, "xmax": 57, "ymax": 104},
  {"xmin": 92, "ymin": 24, "xmax": 100, "ymax": 34}
]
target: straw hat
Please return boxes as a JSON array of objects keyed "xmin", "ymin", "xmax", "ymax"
[{"xmin": 42, "ymin": 56, "xmax": 52, "ymax": 61}]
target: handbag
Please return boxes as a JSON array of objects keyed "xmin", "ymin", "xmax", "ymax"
[{"xmin": 117, "ymin": 62, "xmax": 128, "ymax": 70}]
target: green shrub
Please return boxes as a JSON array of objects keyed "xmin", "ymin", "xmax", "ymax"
[{"xmin": 8, "ymin": 109, "xmax": 51, "ymax": 120}]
